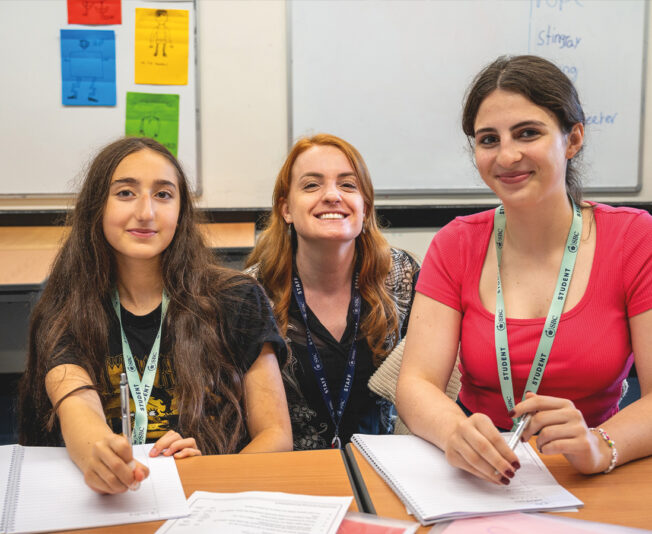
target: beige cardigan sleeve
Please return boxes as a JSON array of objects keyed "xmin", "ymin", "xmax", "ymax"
[{"xmin": 368, "ymin": 338, "xmax": 462, "ymax": 435}]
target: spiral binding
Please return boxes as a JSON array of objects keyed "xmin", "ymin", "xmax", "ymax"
[{"xmin": 1, "ymin": 445, "xmax": 24, "ymax": 533}]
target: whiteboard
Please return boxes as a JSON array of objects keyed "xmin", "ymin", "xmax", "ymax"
[
  {"xmin": 0, "ymin": 0, "xmax": 198, "ymax": 196},
  {"xmin": 290, "ymin": 0, "xmax": 647, "ymax": 194}
]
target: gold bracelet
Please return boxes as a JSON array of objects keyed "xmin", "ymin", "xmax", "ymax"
[{"xmin": 590, "ymin": 427, "xmax": 618, "ymax": 474}]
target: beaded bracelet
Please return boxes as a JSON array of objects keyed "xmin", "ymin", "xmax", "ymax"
[{"xmin": 590, "ymin": 427, "xmax": 618, "ymax": 474}]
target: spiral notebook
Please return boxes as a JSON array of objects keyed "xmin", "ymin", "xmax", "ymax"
[
  {"xmin": 351, "ymin": 434, "xmax": 583, "ymax": 525},
  {"xmin": 0, "ymin": 444, "xmax": 189, "ymax": 534}
]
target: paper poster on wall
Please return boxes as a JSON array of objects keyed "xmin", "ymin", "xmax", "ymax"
[
  {"xmin": 134, "ymin": 8, "xmax": 188, "ymax": 85},
  {"xmin": 125, "ymin": 92, "xmax": 180, "ymax": 155},
  {"xmin": 60, "ymin": 29, "xmax": 116, "ymax": 106},
  {"xmin": 67, "ymin": 0, "xmax": 122, "ymax": 25}
]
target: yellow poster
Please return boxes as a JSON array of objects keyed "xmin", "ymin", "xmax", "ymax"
[{"xmin": 135, "ymin": 8, "xmax": 188, "ymax": 85}]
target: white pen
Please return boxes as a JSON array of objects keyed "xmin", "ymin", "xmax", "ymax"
[
  {"xmin": 508, "ymin": 413, "xmax": 532, "ymax": 450},
  {"xmin": 120, "ymin": 373, "xmax": 132, "ymax": 445}
]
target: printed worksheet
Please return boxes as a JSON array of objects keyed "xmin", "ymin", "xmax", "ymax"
[{"xmin": 157, "ymin": 491, "xmax": 352, "ymax": 534}]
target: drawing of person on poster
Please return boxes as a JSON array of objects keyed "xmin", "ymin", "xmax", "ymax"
[
  {"xmin": 150, "ymin": 9, "xmax": 172, "ymax": 57},
  {"xmin": 135, "ymin": 8, "xmax": 188, "ymax": 85},
  {"xmin": 60, "ymin": 29, "xmax": 116, "ymax": 106},
  {"xmin": 67, "ymin": 0, "xmax": 121, "ymax": 25},
  {"xmin": 66, "ymin": 39, "xmax": 102, "ymax": 102},
  {"xmin": 125, "ymin": 92, "xmax": 180, "ymax": 156}
]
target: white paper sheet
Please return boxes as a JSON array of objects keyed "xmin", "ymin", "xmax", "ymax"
[
  {"xmin": 5, "ymin": 444, "xmax": 189, "ymax": 533},
  {"xmin": 352, "ymin": 434, "xmax": 582, "ymax": 524},
  {"xmin": 156, "ymin": 490, "xmax": 352, "ymax": 534}
]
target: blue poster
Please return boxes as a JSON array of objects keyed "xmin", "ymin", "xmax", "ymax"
[{"xmin": 60, "ymin": 29, "xmax": 116, "ymax": 106}]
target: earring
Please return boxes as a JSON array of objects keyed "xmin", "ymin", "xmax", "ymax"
[{"xmin": 287, "ymin": 222, "xmax": 293, "ymax": 236}]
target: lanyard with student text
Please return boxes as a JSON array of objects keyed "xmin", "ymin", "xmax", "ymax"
[
  {"xmin": 494, "ymin": 199, "xmax": 582, "ymax": 429},
  {"xmin": 291, "ymin": 272, "xmax": 361, "ymax": 449},
  {"xmin": 111, "ymin": 289, "xmax": 169, "ymax": 445}
]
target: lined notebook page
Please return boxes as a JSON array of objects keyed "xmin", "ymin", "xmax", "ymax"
[
  {"xmin": 11, "ymin": 444, "xmax": 189, "ymax": 533},
  {"xmin": 352, "ymin": 434, "xmax": 582, "ymax": 524}
]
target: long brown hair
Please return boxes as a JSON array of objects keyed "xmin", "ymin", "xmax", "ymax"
[
  {"xmin": 246, "ymin": 133, "xmax": 398, "ymax": 360},
  {"xmin": 19, "ymin": 137, "xmax": 252, "ymax": 453},
  {"xmin": 462, "ymin": 55, "xmax": 586, "ymax": 204}
]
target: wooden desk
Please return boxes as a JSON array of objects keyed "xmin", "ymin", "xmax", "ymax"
[
  {"xmin": 0, "ymin": 227, "xmax": 69, "ymax": 289},
  {"xmin": 348, "ymin": 440, "xmax": 652, "ymax": 531},
  {"xmin": 199, "ymin": 222, "xmax": 255, "ymax": 250},
  {"xmin": 61, "ymin": 449, "xmax": 358, "ymax": 534},
  {"xmin": 0, "ymin": 223, "xmax": 255, "ymax": 289}
]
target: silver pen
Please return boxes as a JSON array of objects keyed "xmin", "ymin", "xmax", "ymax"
[
  {"xmin": 120, "ymin": 373, "xmax": 132, "ymax": 445},
  {"xmin": 508, "ymin": 413, "xmax": 532, "ymax": 450},
  {"xmin": 120, "ymin": 373, "xmax": 141, "ymax": 491}
]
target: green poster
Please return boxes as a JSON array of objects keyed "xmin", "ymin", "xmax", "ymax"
[{"xmin": 125, "ymin": 92, "xmax": 179, "ymax": 156}]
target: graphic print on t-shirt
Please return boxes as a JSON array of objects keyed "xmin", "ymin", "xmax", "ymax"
[{"xmin": 104, "ymin": 351, "xmax": 179, "ymax": 440}]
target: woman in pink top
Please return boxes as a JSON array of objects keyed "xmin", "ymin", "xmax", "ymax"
[{"xmin": 396, "ymin": 55, "xmax": 652, "ymax": 484}]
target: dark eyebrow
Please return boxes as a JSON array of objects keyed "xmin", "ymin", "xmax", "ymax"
[
  {"xmin": 510, "ymin": 120, "xmax": 547, "ymax": 131},
  {"xmin": 474, "ymin": 120, "xmax": 547, "ymax": 136},
  {"xmin": 110, "ymin": 177, "xmax": 177, "ymax": 189}
]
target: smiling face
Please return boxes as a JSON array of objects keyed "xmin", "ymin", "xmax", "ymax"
[
  {"xmin": 102, "ymin": 148, "xmax": 181, "ymax": 264},
  {"xmin": 473, "ymin": 89, "xmax": 583, "ymax": 207},
  {"xmin": 281, "ymin": 145, "xmax": 366, "ymax": 247}
]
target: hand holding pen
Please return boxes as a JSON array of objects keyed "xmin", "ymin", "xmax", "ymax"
[
  {"xmin": 512, "ymin": 392, "xmax": 612, "ymax": 474},
  {"xmin": 507, "ymin": 413, "xmax": 532, "ymax": 450},
  {"xmin": 120, "ymin": 373, "xmax": 146, "ymax": 491}
]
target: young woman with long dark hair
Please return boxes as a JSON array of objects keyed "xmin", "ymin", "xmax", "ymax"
[
  {"xmin": 397, "ymin": 55, "xmax": 652, "ymax": 482},
  {"xmin": 19, "ymin": 137, "xmax": 291, "ymax": 494}
]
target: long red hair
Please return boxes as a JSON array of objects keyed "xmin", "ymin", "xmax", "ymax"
[{"xmin": 246, "ymin": 134, "xmax": 398, "ymax": 361}]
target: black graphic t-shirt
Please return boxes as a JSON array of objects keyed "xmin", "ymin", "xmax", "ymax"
[
  {"xmin": 104, "ymin": 304, "xmax": 177, "ymax": 440},
  {"xmin": 51, "ymin": 281, "xmax": 286, "ymax": 445}
]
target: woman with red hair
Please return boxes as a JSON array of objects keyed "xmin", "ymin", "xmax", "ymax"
[{"xmin": 247, "ymin": 134, "xmax": 419, "ymax": 449}]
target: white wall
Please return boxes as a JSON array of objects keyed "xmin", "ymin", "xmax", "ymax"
[{"xmin": 1, "ymin": 0, "xmax": 650, "ymax": 211}]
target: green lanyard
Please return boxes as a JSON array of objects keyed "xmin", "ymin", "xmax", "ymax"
[
  {"xmin": 494, "ymin": 200, "xmax": 582, "ymax": 428},
  {"xmin": 111, "ymin": 289, "xmax": 169, "ymax": 444}
]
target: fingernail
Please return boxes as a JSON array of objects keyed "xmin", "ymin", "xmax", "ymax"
[
  {"xmin": 129, "ymin": 481, "xmax": 140, "ymax": 491},
  {"xmin": 507, "ymin": 410, "xmax": 516, "ymax": 417},
  {"xmin": 512, "ymin": 461, "xmax": 521, "ymax": 470},
  {"xmin": 504, "ymin": 469, "xmax": 515, "ymax": 479},
  {"xmin": 500, "ymin": 476, "xmax": 510, "ymax": 485}
]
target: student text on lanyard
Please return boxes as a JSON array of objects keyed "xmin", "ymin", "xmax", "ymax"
[
  {"xmin": 291, "ymin": 272, "xmax": 361, "ymax": 449},
  {"xmin": 494, "ymin": 199, "xmax": 582, "ymax": 430},
  {"xmin": 111, "ymin": 289, "xmax": 170, "ymax": 445}
]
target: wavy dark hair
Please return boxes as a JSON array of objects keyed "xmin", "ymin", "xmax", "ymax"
[
  {"xmin": 246, "ymin": 133, "xmax": 398, "ymax": 361},
  {"xmin": 19, "ymin": 137, "xmax": 254, "ymax": 454},
  {"xmin": 462, "ymin": 55, "xmax": 586, "ymax": 204}
]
